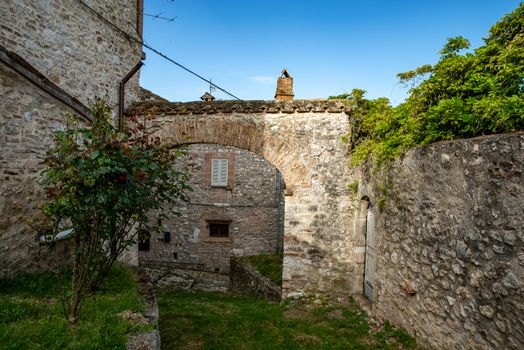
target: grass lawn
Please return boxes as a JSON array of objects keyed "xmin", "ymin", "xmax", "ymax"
[
  {"xmin": 241, "ymin": 254, "xmax": 283, "ymax": 286},
  {"xmin": 158, "ymin": 289, "xmax": 420, "ymax": 350},
  {"xmin": 0, "ymin": 264, "xmax": 151, "ymax": 350}
]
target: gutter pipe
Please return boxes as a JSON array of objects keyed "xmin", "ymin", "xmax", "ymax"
[{"xmin": 118, "ymin": 59, "xmax": 144, "ymax": 131}]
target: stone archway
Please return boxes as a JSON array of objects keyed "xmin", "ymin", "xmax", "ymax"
[{"xmin": 132, "ymin": 99, "xmax": 356, "ymax": 296}]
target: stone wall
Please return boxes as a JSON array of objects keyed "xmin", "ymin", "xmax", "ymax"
[
  {"xmin": 0, "ymin": 0, "xmax": 143, "ymax": 111},
  {"xmin": 141, "ymin": 263, "xmax": 230, "ymax": 292},
  {"xmin": 358, "ymin": 133, "xmax": 524, "ymax": 349},
  {"xmin": 0, "ymin": 0, "xmax": 143, "ymax": 277},
  {"xmin": 132, "ymin": 100, "xmax": 356, "ymax": 297},
  {"xmin": 126, "ymin": 269, "xmax": 161, "ymax": 350},
  {"xmin": 139, "ymin": 143, "xmax": 283, "ymax": 273},
  {"xmin": 0, "ymin": 60, "xmax": 87, "ymax": 276},
  {"xmin": 230, "ymin": 257, "xmax": 282, "ymax": 301}
]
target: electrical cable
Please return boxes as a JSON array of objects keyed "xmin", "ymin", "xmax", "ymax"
[{"xmin": 76, "ymin": 0, "xmax": 242, "ymax": 100}]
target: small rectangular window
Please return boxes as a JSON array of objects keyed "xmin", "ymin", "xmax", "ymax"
[
  {"xmin": 209, "ymin": 223, "xmax": 229, "ymax": 238},
  {"xmin": 211, "ymin": 159, "xmax": 228, "ymax": 187}
]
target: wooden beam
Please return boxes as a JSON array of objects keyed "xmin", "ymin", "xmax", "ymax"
[{"xmin": 0, "ymin": 45, "xmax": 92, "ymax": 122}]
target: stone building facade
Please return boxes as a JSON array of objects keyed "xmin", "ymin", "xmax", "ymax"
[
  {"xmin": 0, "ymin": 0, "xmax": 143, "ymax": 276},
  {"xmin": 139, "ymin": 143, "xmax": 284, "ymax": 273},
  {"xmin": 0, "ymin": 0, "xmax": 143, "ymax": 110}
]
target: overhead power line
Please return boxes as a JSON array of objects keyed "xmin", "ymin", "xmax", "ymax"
[
  {"xmin": 76, "ymin": 0, "xmax": 242, "ymax": 100},
  {"xmin": 144, "ymin": 13, "xmax": 177, "ymax": 22},
  {"xmin": 140, "ymin": 42, "xmax": 242, "ymax": 100}
]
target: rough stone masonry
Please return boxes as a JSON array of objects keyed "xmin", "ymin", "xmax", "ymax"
[
  {"xmin": 131, "ymin": 99, "xmax": 357, "ymax": 297},
  {"xmin": 139, "ymin": 143, "xmax": 284, "ymax": 274},
  {"xmin": 0, "ymin": 0, "xmax": 143, "ymax": 276},
  {"xmin": 359, "ymin": 132, "xmax": 524, "ymax": 350}
]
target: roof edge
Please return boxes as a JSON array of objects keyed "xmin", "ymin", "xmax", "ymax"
[{"xmin": 130, "ymin": 99, "xmax": 351, "ymax": 115}]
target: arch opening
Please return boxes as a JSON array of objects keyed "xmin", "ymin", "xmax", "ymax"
[
  {"xmin": 138, "ymin": 143, "xmax": 285, "ymax": 289},
  {"xmin": 137, "ymin": 105, "xmax": 354, "ymax": 296}
]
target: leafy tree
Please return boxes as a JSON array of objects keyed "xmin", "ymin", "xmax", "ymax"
[
  {"xmin": 332, "ymin": 3, "xmax": 524, "ymax": 169},
  {"xmin": 41, "ymin": 100, "xmax": 192, "ymax": 323}
]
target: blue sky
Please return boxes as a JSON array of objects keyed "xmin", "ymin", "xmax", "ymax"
[{"xmin": 140, "ymin": 0, "xmax": 521, "ymax": 104}]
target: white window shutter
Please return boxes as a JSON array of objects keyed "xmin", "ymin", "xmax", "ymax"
[
  {"xmin": 211, "ymin": 159, "xmax": 219, "ymax": 185},
  {"xmin": 211, "ymin": 159, "xmax": 228, "ymax": 187}
]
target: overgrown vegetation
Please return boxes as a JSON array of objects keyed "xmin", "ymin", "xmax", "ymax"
[
  {"xmin": 347, "ymin": 180, "xmax": 359, "ymax": 195},
  {"xmin": 242, "ymin": 253, "xmax": 283, "ymax": 285},
  {"xmin": 0, "ymin": 264, "xmax": 150, "ymax": 349},
  {"xmin": 332, "ymin": 4, "xmax": 524, "ymax": 169},
  {"xmin": 39, "ymin": 100, "xmax": 192, "ymax": 323},
  {"xmin": 158, "ymin": 289, "xmax": 419, "ymax": 350}
]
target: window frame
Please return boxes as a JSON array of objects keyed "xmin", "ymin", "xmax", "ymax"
[
  {"xmin": 209, "ymin": 222, "xmax": 230, "ymax": 238},
  {"xmin": 211, "ymin": 158, "xmax": 229, "ymax": 187},
  {"xmin": 204, "ymin": 153, "xmax": 235, "ymax": 189},
  {"xmin": 204, "ymin": 220, "xmax": 233, "ymax": 242}
]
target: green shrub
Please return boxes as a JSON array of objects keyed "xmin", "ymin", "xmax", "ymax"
[
  {"xmin": 40, "ymin": 100, "xmax": 191, "ymax": 323},
  {"xmin": 331, "ymin": 4, "xmax": 524, "ymax": 170},
  {"xmin": 347, "ymin": 180, "xmax": 359, "ymax": 194}
]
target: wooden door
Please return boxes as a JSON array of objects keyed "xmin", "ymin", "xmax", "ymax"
[{"xmin": 364, "ymin": 208, "xmax": 374, "ymax": 301}]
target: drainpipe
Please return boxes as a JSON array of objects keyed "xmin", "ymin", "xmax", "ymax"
[
  {"xmin": 118, "ymin": 59, "xmax": 144, "ymax": 131},
  {"xmin": 275, "ymin": 170, "xmax": 284, "ymax": 254}
]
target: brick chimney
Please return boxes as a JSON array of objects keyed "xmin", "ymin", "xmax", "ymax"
[
  {"xmin": 275, "ymin": 69, "xmax": 294, "ymax": 101},
  {"xmin": 200, "ymin": 92, "xmax": 215, "ymax": 102}
]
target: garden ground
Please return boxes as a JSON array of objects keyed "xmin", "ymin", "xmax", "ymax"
[
  {"xmin": 0, "ymin": 265, "xmax": 151, "ymax": 349},
  {"xmin": 158, "ymin": 288, "xmax": 422, "ymax": 350}
]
